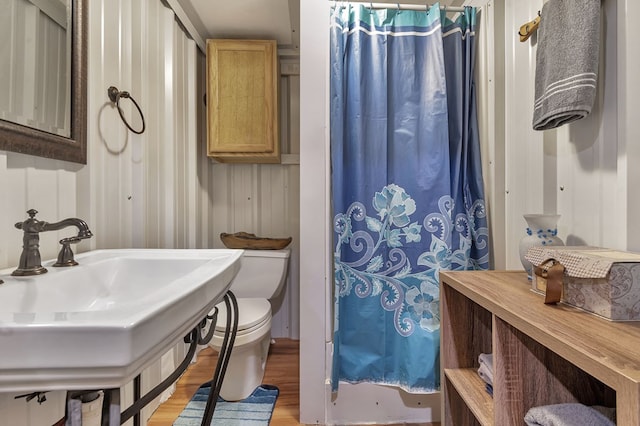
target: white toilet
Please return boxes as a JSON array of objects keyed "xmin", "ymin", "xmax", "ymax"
[{"xmin": 209, "ymin": 248, "xmax": 290, "ymax": 401}]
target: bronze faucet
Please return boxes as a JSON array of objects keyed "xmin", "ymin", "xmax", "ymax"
[{"xmin": 12, "ymin": 209, "xmax": 93, "ymax": 276}]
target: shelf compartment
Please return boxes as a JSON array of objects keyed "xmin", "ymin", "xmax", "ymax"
[
  {"xmin": 440, "ymin": 271, "xmax": 639, "ymax": 425},
  {"xmin": 444, "ymin": 368, "xmax": 494, "ymax": 426},
  {"xmin": 440, "ymin": 282, "xmax": 492, "ymax": 369},
  {"xmin": 493, "ymin": 316, "xmax": 614, "ymax": 424}
]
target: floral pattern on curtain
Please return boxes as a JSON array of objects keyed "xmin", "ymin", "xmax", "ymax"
[{"xmin": 330, "ymin": 3, "xmax": 489, "ymax": 392}]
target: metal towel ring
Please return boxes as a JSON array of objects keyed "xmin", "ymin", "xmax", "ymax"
[{"xmin": 107, "ymin": 86, "xmax": 146, "ymax": 134}]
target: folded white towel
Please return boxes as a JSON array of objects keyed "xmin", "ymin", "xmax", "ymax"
[
  {"xmin": 477, "ymin": 362, "xmax": 493, "ymax": 386},
  {"xmin": 478, "ymin": 352, "xmax": 492, "ymax": 369},
  {"xmin": 525, "ymin": 403, "xmax": 616, "ymax": 426},
  {"xmin": 532, "ymin": 0, "xmax": 601, "ymax": 130},
  {"xmin": 477, "ymin": 353, "xmax": 493, "ymax": 386}
]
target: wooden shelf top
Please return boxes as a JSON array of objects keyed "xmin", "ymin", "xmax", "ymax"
[{"xmin": 440, "ymin": 270, "xmax": 640, "ymax": 388}]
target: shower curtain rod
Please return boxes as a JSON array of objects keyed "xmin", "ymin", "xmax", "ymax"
[{"xmin": 328, "ymin": 1, "xmax": 466, "ymax": 12}]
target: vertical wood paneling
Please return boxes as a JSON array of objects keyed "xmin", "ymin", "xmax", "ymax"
[
  {"xmin": 499, "ymin": 0, "xmax": 624, "ymax": 270},
  {"xmin": 502, "ymin": 0, "xmax": 547, "ymax": 269},
  {"xmin": 0, "ymin": 1, "xmax": 302, "ymax": 424},
  {"xmin": 299, "ymin": 0, "xmax": 329, "ymax": 422},
  {"xmin": 0, "ymin": 154, "xmax": 8, "ymax": 268},
  {"xmin": 0, "ymin": 390, "xmax": 66, "ymax": 425},
  {"xmin": 84, "ymin": 0, "xmax": 200, "ymax": 423},
  {"xmin": 300, "ymin": 0, "xmax": 640, "ymax": 423},
  {"xmin": 171, "ymin": 28, "xmax": 199, "ymax": 249},
  {"xmin": 472, "ymin": 0, "xmax": 505, "ymax": 269},
  {"xmin": 205, "ymin": 66, "xmax": 300, "ymax": 339},
  {"xmin": 555, "ymin": 0, "xmax": 620, "ymax": 249},
  {"xmin": 94, "ymin": 0, "xmax": 129, "ymax": 250},
  {"xmin": 2, "ymin": 154, "xmax": 82, "ymax": 267},
  {"xmin": 196, "ymin": 53, "xmax": 213, "ymax": 250},
  {"xmin": 130, "ymin": 0, "xmax": 146, "ymax": 247},
  {"xmin": 161, "ymin": 8, "xmax": 175, "ymax": 249},
  {"xmin": 620, "ymin": 0, "xmax": 640, "ymax": 251},
  {"xmin": 1, "ymin": 0, "xmax": 208, "ymax": 424},
  {"xmin": 0, "ymin": 152, "xmax": 81, "ymax": 424},
  {"xmin": 186, "ymin": 41, "xmax": 199, "ymax": 249}
]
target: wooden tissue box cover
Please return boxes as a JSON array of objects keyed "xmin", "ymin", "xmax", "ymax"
[{"xmin": 525, "ymin": 246, "xmax": 640, "ymax": 321}]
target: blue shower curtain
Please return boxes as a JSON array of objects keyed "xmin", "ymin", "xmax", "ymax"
[{"xmin": 330, "ymin": 3, "xmax": 489, "ymax": 392}]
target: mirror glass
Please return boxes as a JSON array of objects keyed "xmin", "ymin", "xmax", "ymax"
[
  {"xmin": 1, "ymin": 0, "xmax": 71, "ymax": 137},
  {"xmin": 0, "ymin": 0, "xmax": 86, "ymax": 164}
]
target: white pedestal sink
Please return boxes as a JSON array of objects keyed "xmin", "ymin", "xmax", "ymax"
[{"xmin": 0, "ymin": 249, "xmax": 243, "ymax": 393}]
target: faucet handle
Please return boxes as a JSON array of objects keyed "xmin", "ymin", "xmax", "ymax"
[
  {"xmin": 53, "ymin": 232, "xmax": 92, "ymax": 268},
  {"xmin": 15, "ymin": 209, "xmax": 44, "ymax": 231},
  {"xmin": 60, "ymin": 236, "xmax": 83, "ymax": 245},
  {"xmin": 78, "ymin": 229, "xmax": 93, "ymax": 239},
  {"xmin": 53, "ymin": 242, "xmax": 78, "ymax": 267}
]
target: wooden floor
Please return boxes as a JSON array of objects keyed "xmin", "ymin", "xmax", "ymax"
[
  {"xmin": 148, "ymin": 338, "xmax": 439, "ymax": 426},
  {"xmin": 148, "ymin": 338, "xmax": 300, "ymax": 425}
]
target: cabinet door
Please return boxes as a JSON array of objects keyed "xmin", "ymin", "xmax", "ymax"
[{"xmin": 206, "ymin": 39, "xmax": 279, "ymax": 163}]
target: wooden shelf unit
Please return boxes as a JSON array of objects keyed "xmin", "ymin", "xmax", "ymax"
[{"xmin": 440, "ymin": 270, "xmax": 640, "ymax": 425}]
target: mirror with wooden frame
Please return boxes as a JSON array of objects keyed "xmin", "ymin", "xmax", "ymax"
[{"xmin": 0, "ymin": 0, "xmax": 87, "ymax": 164}]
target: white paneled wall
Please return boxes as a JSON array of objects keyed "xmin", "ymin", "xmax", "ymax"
[
  {"xmin": 0, "ymin": 0, "xmax": 300, "ymax": 424},
  {"xmin": 497, "ymin": 0, "xmax": 633, "ymax": 269},
  {"xmin": 300, "ymin": 0, "xmax": 640, "ymax": 423},
  {"xmin": 207, "ymin": 161, "xmax": 300, "ymax": 337},
  {"xmin": 84, "ymin": 1, "xmax": 200, "ymax": 423},
  {"xmin": 83, "ymin": 0, "xmax": 201, "ymax": 252},
  {"xmin": 0, "ymin": 154, "xmax": 81, "ymax": 271},
  {"xmin": 204, "ymin": 68, "xmax": 301, "ymax": 338},
  {"xmin": 463, "ymin": 0, "xmax": 631, "ymax": 272}
]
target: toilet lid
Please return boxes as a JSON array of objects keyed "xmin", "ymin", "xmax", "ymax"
[{"xmin": 213, "ymin": 298, "xmax": 271, "ymax": 333}]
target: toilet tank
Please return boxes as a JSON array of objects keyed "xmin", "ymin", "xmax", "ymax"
[{"xmin": 229, "ymin": 248, "xmax": 290, "ymax": 299}]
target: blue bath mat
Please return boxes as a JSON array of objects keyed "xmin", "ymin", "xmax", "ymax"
[{"xmin": 173, "ymin": 383, "xmax": 279, "ymax": 425}]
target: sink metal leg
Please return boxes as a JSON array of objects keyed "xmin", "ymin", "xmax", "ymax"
[
  {"xmin": 71, "ymin": 291, "xmax": 238, "ymax": 425},
  {"xmin": 133, "ymin": 375, "xmax": 141, "ymax": 426},
  {"xmin": 119, "ymin": 328, "xmax": 200, "ymax": 424},
  {"xmin": 201, "ymin": 291, "xmax": 239, "ymax": 425},
  {"xmin": 119, "ymin": 290, "xmax": 238, "ymax": 425}
]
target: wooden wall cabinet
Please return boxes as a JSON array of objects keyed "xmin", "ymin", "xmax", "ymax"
[
  {"xmin": 440, "ymin": 270, "xmax": 640, "ymax": 425},
  {"xmin": 206, "ymin": 39, "xmax": 279, "ymax": 163}
]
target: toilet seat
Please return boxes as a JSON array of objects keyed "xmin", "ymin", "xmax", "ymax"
[{"xmin": 210, "ymin": 298, "xmax": 271, "ymax": 348}]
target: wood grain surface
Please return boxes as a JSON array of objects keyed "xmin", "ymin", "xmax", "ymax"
[
  {"xmin": 440, "ymin": 270, "xmax": 640, "ymax": 426},
  {"xmin": 148, "ymin": 339, "xmax": 299, "ymax": 425},
  {"xmin": 147, "ymin": 339, "xmax": 441, "ymax": 425}
]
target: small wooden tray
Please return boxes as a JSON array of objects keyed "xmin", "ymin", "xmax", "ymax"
[{"xmin": 220, "ymin": 232, "xmax": 292, "ymax": 250}]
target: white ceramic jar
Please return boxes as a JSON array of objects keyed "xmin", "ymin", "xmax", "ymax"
[{"xmin": 518, "ymin": 214, "xmax": 564, "ymax": 279}]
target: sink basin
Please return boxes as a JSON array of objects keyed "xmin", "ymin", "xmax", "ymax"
[{"xmin": 0, "ymin": 249, "xmax": 243, "ymax": 392}]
